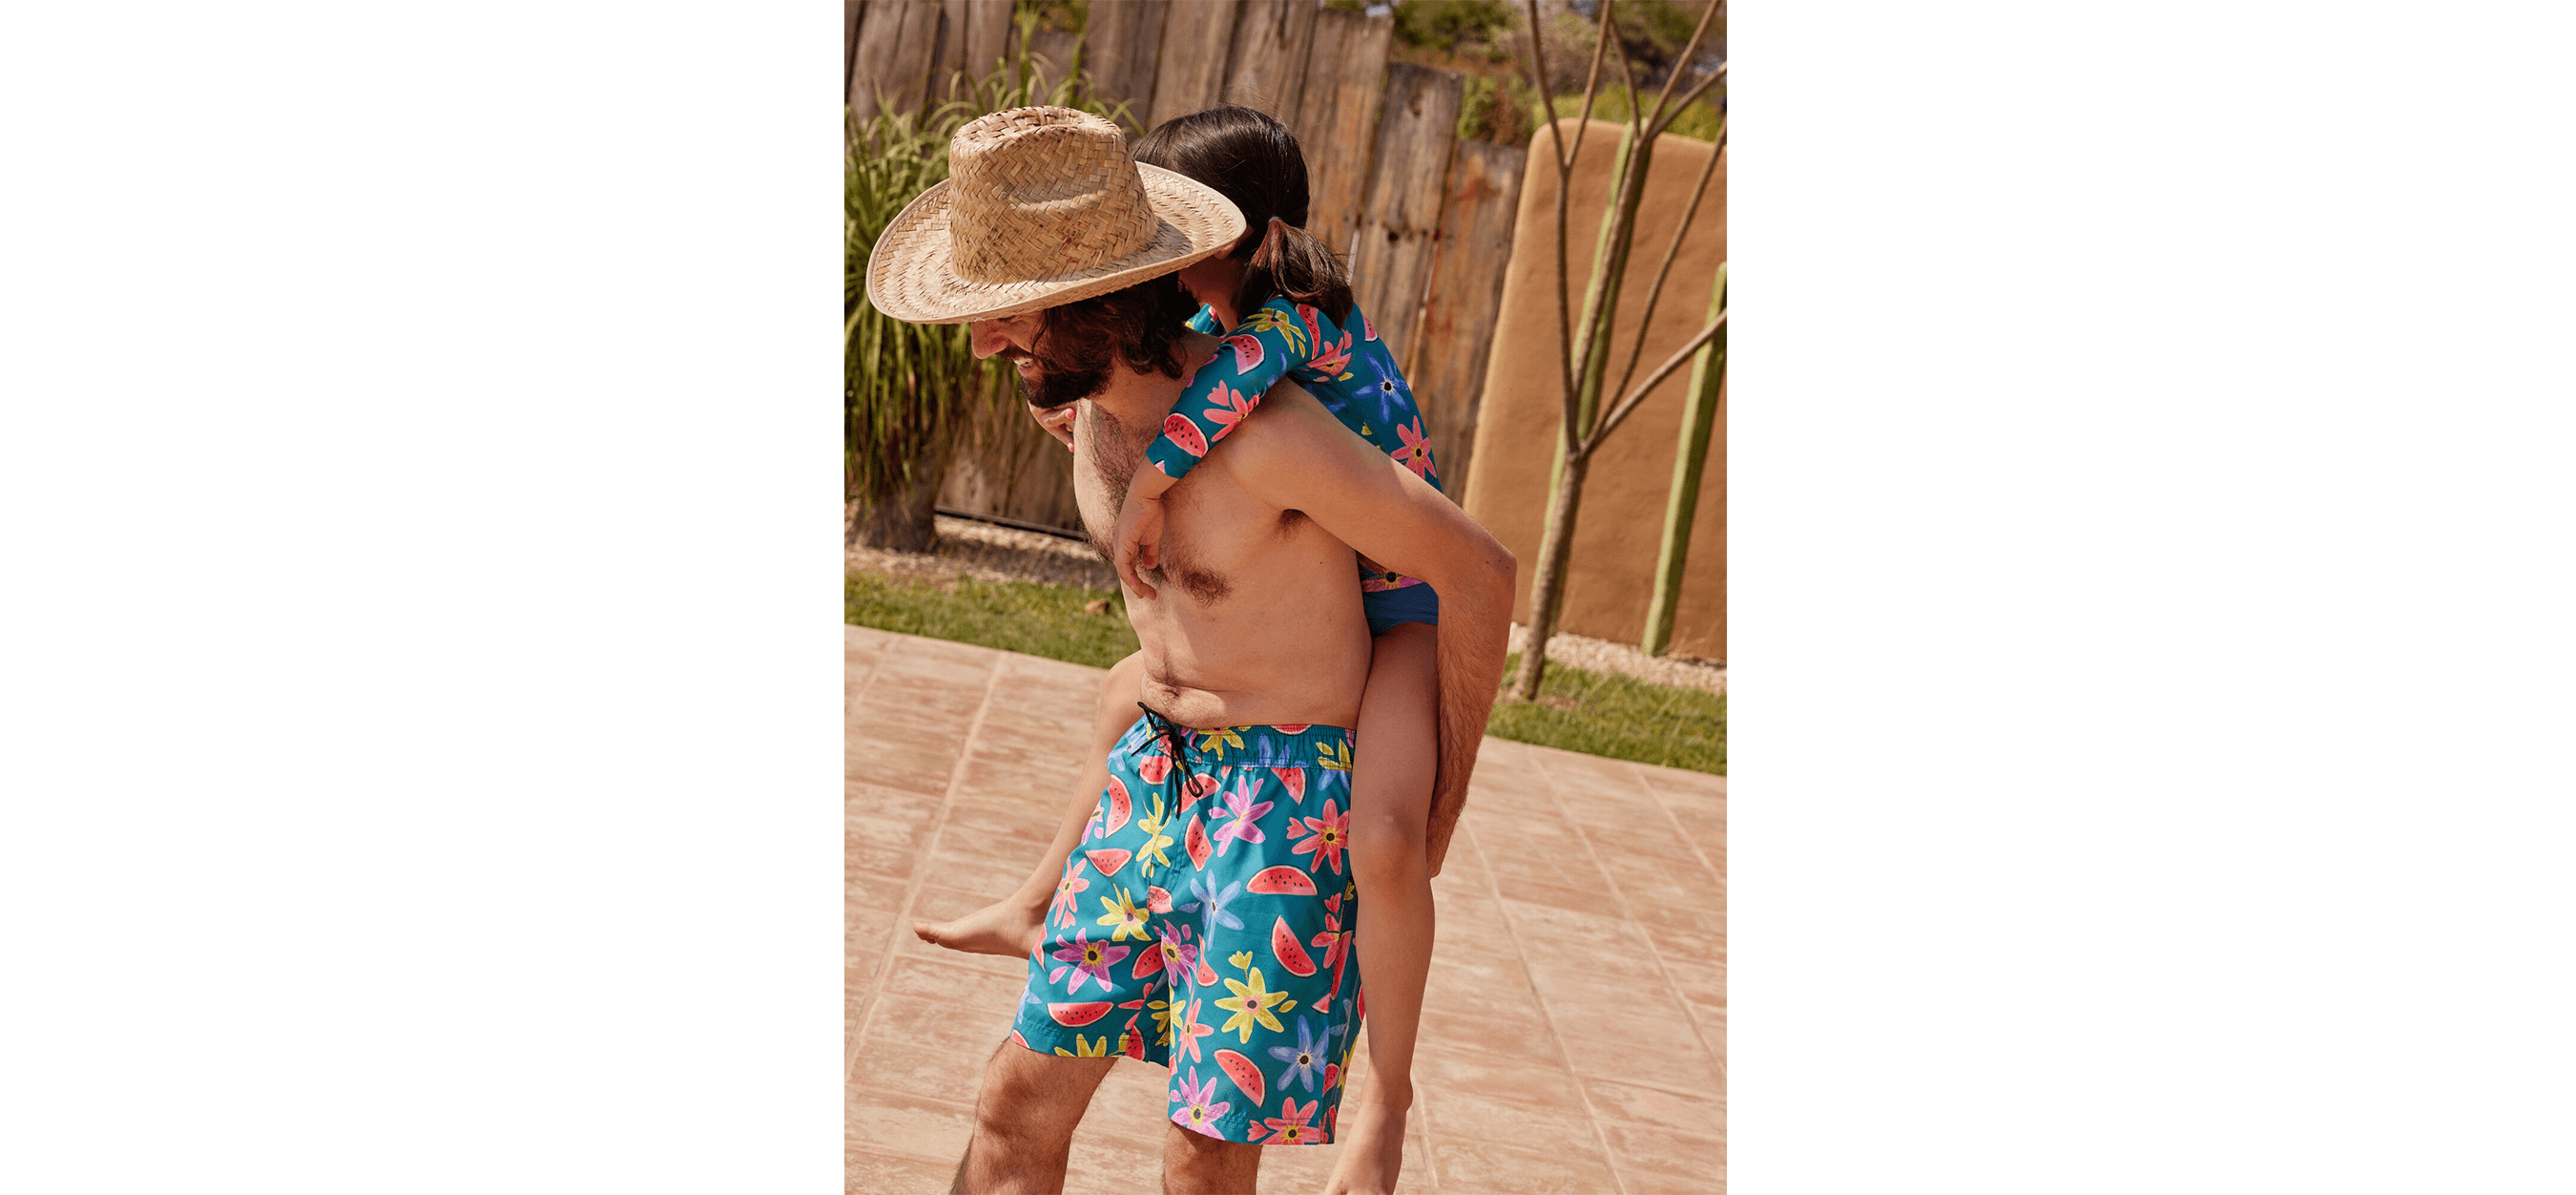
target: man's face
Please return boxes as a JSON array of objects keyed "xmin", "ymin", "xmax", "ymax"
[{"xmin": 969, "ymin": 310, "xmax": 1108, "ymax": 410}]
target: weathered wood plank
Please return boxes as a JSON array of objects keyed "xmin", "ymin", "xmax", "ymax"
[
  {"xmin": 960, "ymin": 0, "xmax": 1017, "ymax": 83},
  {"xmin": 1083, "ymin": 0, "xmax": 1170, "ymax": 133},
  {"xmin": 1407, "ymin": 137, "xmax": 1527, "ymax": 497},
  {"xmin": 845, "ymin": 0, "xmax": 865, "ymax": 101},
  {"xmin": 927, "ymin": 0, "xmax": 971, "ymax": 103},
  {"xmin": 849, "ymin": 0, "xmax": 943, "ymax": 124},
  {"xmin": 1291, "ymin": 6, "xmax": 1392, "ymax": 256},
  {"xmin": 1223, "ymin": 0, "xmax": 1320, "ymax": 123},
  {"xmin": 1349, "ymin": 63, "xmax": 1464, "ymax": 372},
  {"xmin": 1147, "ymin": 0, "xmax": 1241, "ymax": 129},
  {"xmin": 1022, "ymin": 28, "xmax": 1082, "ymax": 105}
]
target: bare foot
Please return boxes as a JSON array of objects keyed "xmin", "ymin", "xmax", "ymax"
[
  {"xmin": 1323, "ymin": 1088, "xmax": 1411, "ymax": 1195},
  {"xmin": 911, "ymin": 899, "xmax": 1045, "ymax": 958}
]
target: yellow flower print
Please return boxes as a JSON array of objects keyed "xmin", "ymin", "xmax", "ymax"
[
  {"xmin": 1096, "ymin": 887, "xmax": 1153, "ymax": 942},
  {"xmin": 1053, "ymin": 1034, "xmax": 1111, "ymax": 1058},
  {"xmin": 1195, "ymin": 725, "xmax": 1247, "ymax": 759},
  {"xmin": 1215, "ymin": 966, "xmax": 1292, "ymax": 1042},
  {"xmin": 1316, "ymin": 739, "xmax": 1354, "ymax": 772},
  {"xmin": 1243, "ymin": 305, "xmax": 1308, "ymax": 356},
  {"xmin": 1133, "ymin": 797, "xmax": 1177, "ymax": 875}
]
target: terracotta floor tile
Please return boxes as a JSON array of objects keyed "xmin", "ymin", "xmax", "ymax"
[
  {"xmin": 841, "ymin": 1143, "xmax": 956, "ymax": 1195},
  {"xmin": 1427, "ymin": 1135, "xmax": 1619, "ymax": 1194},
  {"xmin": 844, "ymin": 1084, "xmax": 979, "ymax": 1164},
  {"xmin": 851, "ymin": 1031, "xmax": 996, "ymax": 1104},
  {"xmin": 1551, "ymin": 1028, "xmax": 1721, "ymax": 1091},
  {"xmin": 1628, "ymin": 765, "xmax": 1723, "ymax": 805},
  {"xmin": 1416, "ymin": 1005, "xmax": 1562, "ymax": 1068},
  {"xmin": 1058, "ymin": 1126, "xmax": 1169, "ymax": 1194},
  {"xmin": 1409, "ymin": 1040, "xmax": 1588, "ymax": 1115},
  {"xmin": 1597, "ymin": 1120, "xmax": 1727, "ymax": 1182},
  {"xmin": 1422, "ymin": 1082, "xmax": 1598, "ymax": 1149},
  {"xmin": 1613, "ymin": 1164, "xmax": 1726, "ymax": 1194},
  {"xmin": 918, "ymin": 843, "xmax": 1042, "ymax": 900},
  {"xmin": 846, "ymin": 813, "xmax": 937, "ymax": 882},
  {"xmin": 1577, "ymin": 1077, "xmax": 1722, "ymax": 1139}
]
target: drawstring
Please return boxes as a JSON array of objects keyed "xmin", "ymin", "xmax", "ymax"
[{"xmin": 1136, "ymin": 702, "xmax": 1197, "ymax": 797}]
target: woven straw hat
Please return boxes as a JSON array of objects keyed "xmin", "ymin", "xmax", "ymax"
[{"xmin": 866, "ymin": 107, "xmax": 1248, "ymax": 325}]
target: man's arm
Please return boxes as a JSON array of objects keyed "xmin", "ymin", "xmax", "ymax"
[{"xmin": 1224, "ymin": 387, "xmax": 1518, "ymax": 872}]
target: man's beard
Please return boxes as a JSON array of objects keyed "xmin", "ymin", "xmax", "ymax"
[{"xmin": 1015, "ymin": 355, "xmax": 1110, "ymax": 411}]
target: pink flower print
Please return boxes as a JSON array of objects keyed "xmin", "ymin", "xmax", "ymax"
[
  {"xmin": 1289, "ymin": 798, "xmax": 1349, "ymax": 875},
  {"xmin": 1270, "ymin": 766, "xmax": 1307, "ymax": 804},
  {"xmin": 1221, "ymin": 333, "xmax": 1264, "ymax": 372},
  {"xmin": 1391, "ymin": 417, "xmax": 1436, "ymax": 480},
  {"xmin": 1171, "ymin": 1066, "xmax": 1232, "ymax": 1138},
  {"xmin": 1137, "ymin": 751, "xmax": 1173, "ymax": 786},
  {"xmin": 1261, "ymin": 1097, "xmax": 1323, "ymax": 1145},
  {"xmin": 1049, "ymin": 929, "xmax": 1129, "ymax": 996},
  {"xmin": 1200, "ymin": 381, "xmax": 1257, "ymax": 442},
  {"xmin": 1048, "ymin": 859, "xmax": 1092, "ymax": 929},
  {"xmin": 1306, "ymin": 329, "xmax": 1354, "ymax": 381},
  {"xmin": 1174, "ymin": 997, "xmax": 1216, "ymax": 1064},
  {"xmin": 1209, "ymin": 779, "xmax": 1274, "ymax": 858},
  {"xmin": 1154, "ymin": 927, "xmax": 1200, "ymax": 987}
]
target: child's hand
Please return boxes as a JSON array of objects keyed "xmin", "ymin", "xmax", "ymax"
[
  {"xmin": 1111, "ymin": 478, "xmax": 1169, "ymax": 599},
  {"xmin": 1031, "ymin": 403, "xmax": 1076, "ymax": 451}
]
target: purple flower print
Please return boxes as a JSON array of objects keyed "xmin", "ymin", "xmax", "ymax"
[
  {"xmin": 1048, "ymin": 929, "xmax": 1129, "ymax": 996},
  {"xmin": 1181, "ymin": 874, "xmax": 1243, "ymax": 936},
  {"xmin": 1171, "ymin": 1066, "xmax": 1232, "ymax": 1138},
  {"xmin": 1208, "ymin": 779, "xmax": 1273, "ymax": 858},
  {"xmin": 1266, "ymin": 1016, "xmax": 1329, "ymax": 1094}
]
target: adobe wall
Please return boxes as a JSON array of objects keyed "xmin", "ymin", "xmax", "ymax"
[{"xmin": 1464, "ymin": 118, "xmax": 1727, "ymax": 660}]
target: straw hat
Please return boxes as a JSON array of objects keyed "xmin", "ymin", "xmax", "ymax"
[{"xmin": 866, "ymin": 107, "xmax": 1248, "ymax": 325}]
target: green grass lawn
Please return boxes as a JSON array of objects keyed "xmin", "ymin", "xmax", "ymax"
[{"xmin": 848, "ymin": 572, "xmax": 1723, "ymax": 774}]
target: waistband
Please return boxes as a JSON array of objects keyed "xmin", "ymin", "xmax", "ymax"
[{"xmin": 1122, "ymin": 705, "xmax": 1355, "ymax": 770}]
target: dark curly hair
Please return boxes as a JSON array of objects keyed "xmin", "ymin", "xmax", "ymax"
[{"xmin": 1021, "ymin": 271, "xmax": 1205, "ymax": 409}]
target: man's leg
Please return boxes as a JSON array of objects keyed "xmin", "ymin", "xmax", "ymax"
[
  {"xmin": 1162, "ymin": 1121, "xmax": 1264, "ymax": 1195},
  {"xmin": 952, "ymin": 1039, "xmax": 1117, "ymax": 1194}
]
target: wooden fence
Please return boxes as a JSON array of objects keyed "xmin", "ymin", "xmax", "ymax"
[{"xmin": 850, "ymin": 0, "xmax": 1527, "ymax": 532}]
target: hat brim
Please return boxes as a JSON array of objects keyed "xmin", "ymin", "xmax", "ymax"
[{"xmin": 864, "ymin": 162, "xmax": 1249, "ymax": 325}]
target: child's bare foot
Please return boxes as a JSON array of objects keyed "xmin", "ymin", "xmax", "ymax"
[
  {"xmin": 910, "ymin": 899, "xmax": 1044, "ymax": 958},
  {"xmin": 1323, "ymin": 1086, "xmax": 1412, "ymax": 1195}
]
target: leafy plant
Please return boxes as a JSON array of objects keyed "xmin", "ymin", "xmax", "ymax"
[{"xmin": 846, "ymin": 15, "xmax": 1133, "ymax": 550}]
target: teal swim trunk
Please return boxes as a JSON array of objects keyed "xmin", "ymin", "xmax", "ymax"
[{"xmin": 1010, "ymin": 710, "xmax": 1364, "ymax": 1146}]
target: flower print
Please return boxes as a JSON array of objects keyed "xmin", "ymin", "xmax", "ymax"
[
  {"xmin": 1261, "ymin": 1098, "xmax": 1323, "ymax": 1144},
  {"xmin": 1047, "ymin": 859, "xmax": 1092, "ymax": 928},
  {"xmin": 1315, "ymin": 738, "xmax": 1354, "ymax": 772},
  {"xmin": 1174, "ymin": 997, "xmax": 1216, "ymax": 1063},
  {"xmin": 1182, "ymin": 874, "xmax": 1244, "ymax": 937},
  {"xmin": 1153, "ymin": 925, "xmax": 1198, "ymax": 985},
  {"xmin": 1195, "ymin": 725, "xmax": 1247, "ymax": 758},
  {"xmin": 1048, "ymin": 929, "xmax": 1130, "ymax": 996},
  {"xmin": 1147, "ymin": 991, "xmax": 1185, "ymax": 1044},
  {"xmin": 1244, "ymin": 304, "xmax": 1307, "ymax": 355},
  {"xmin": 1095, "ymin": 887, "xmax": 1153, "ymax": 943},
  {"xmin": 1288, "ymin": 798, "xmax": 1349, "ymax": 875},
  {"xmin": 1053, "ymin": 1034, "xmax": 1111, "ymax": 1058},
  {"xmin": 1267, "ymin": 1017, "xmax": 1330, "ymax": 1094},
  {"xmin": 1304, "ymin": 329, "xmax": 1355, "ymax": 381},
  {"xmin": 1208, "ymin": 778, "xmax": 1274, "ymax": 859},
  {"xmin": 1215, "ymin": 966, "xmax": 1292, "ymax": 1042},
  {"xmin": 1390, "ymin": 416, "xmax": 1436, "ymax": 480},
  {"xmin": 1200, "ymin": 380, "xmax": 1257, "ymax": 442},
  {"xmin": 1133, "ymin": 797, "xmax": 1177, "ymax": 876},
  {"xmin": 1171, "ymin": 1067, "xmax": 1232, "ymax": 1137}
]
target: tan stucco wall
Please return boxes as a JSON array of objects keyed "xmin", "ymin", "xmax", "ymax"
[{"xmin": 1463, "ymin": 119, "xmax": 1726, "ymax": 660}]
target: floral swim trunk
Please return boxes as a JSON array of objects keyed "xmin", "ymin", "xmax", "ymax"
[{"xmin": 1010, "ymin": 711, "xmax": 1364, "ymax": 1146}]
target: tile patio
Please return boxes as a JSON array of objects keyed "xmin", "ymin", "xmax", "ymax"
[{"xmin": 847, "ymin": 626, "xmax": 1725, "ymax": 1193}]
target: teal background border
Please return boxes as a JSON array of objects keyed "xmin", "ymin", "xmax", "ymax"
[
  {"xmin": 5, "ymin": 4, "xmax": 840, "ymax": 1189},
  {"xmin": 1741, "ymin": 2, "xmax": 2566, "ymax": 1195}
]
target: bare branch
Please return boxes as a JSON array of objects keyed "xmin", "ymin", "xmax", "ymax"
[
  {"xmin": 1647, "ymin": 61, "xmax": 1726, "ymax": 141},
  {"xmin": 1647, "ymin": 0, "xmax": 1722, "ymax": 131},
  {"xmin": 1566, "ymin": 0, "xmax": 1613, "ymax": 169},
  {"xmin": 1521, "ymin": 0, "xmax": 1564, "ymax": 172},
  {"xmin": 1588, "ymin": 308, "xmax": 1726, "ymax": 451},
  {"xmin": 1606, "ymin": 116, "xmax": 1724, "ymax": 405}
]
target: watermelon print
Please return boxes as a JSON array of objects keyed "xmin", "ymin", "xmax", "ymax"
[
  {"xmin": 1222, "ymin": 333, "xmax": 1264, "ymax": 372},
  {"xmin": 1008, "ymin": 718, "xmax": 1363, "ymax": 1144},
  {"xmin": 1161, "ymin": 413, "xmax": 1209, "ymax": 458}
]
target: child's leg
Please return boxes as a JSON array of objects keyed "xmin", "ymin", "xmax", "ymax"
[
  {"xmin": 912, "ymin": 651, "xmax": 1147, "ymax": 957},
  {"xmin": 1327, "ymin": 621, "xmax": 1440, "ymax": 1195}
]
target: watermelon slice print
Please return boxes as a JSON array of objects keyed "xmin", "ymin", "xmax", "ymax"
[
  {"xmin": 1137, "ymin": 753, "xmax": 1173, "ymax": 786},
  {"xmin": 1271, "ymin": 767, "xmax": 1306, "ymax": 804},
  {"xmin": 1085, "ymin": 849, "xmax": 1132, "ymax": 876},
  {"xmin": 1270, "ymin": 916, "xmax": 1318, "ymax": 977},
  {"xmin": 1178, "ymin": 772, "xmax": 1220, "ymax": 813},
  {"xmin": 1222, "ymin": 334, "xmax": 1264, "ymax": 372},
  {"xmin": 1146, "ymin": 885, "xmax": 1174, "ymax": 912},
  {"xmin": 1163, "ymin": 414, "xmax": 1208, "ymax": 458},
  {"xmin": 1184, "ymin": 815, "xmax": 1212, "ymax": 870},
  {"xmin": 1214, "ymin": 1048, "xmax": 1266, "ymax": 1106},
  {"xmin": 1049, "ymin": 1001, "xmax": 1112, "ymax": 1027},
  {"xmin": 1103, "ymin": 777, "xmax": 1132, "ymax": 835},
  {"xmin": 1245, "ymin": 866, "xmax": 1318, "ymax": 896}
]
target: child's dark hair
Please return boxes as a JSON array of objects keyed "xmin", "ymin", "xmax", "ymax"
[{"xmin": 1131, "ymin": 106, "xmax": 1354, "ymax": 326}]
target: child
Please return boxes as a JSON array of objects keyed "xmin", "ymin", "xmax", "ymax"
[{"xmin": 919, "ymin": 106, "xmax": 1448, "ymax": 1195}]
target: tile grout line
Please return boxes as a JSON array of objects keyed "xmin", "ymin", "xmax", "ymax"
[
  {"xmin": 849, "ymin": 643, "xmax": 1008, "ymax": 1085},
  {"xmin": 1529, "ymin": 748, "xmax": 1729, "ymax": 1085},
  {"xmin": 1466, "ymin": 756, "xmax": 1633, "ymax": 1195},
  {"xmin": 1616, "ymin": 758, "xmax": 1731, "ymax": 1078}
]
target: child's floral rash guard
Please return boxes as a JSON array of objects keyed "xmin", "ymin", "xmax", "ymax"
[{"xmin": 1145, "ymin": 297, "xmax": 1440, "ymax": 593}]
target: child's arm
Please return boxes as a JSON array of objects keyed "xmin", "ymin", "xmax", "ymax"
[{"xmin": 1114, "ymin": 298, "xmax": 1331, "ymax": 598}]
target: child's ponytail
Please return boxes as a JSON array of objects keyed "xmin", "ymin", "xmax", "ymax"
[{"xmin": 1238, "ymin": 217, "xmax": 1354, "ymax": 328}]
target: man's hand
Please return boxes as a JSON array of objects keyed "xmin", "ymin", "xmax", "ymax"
[{"xmin": 1112, "ymin": 468, "xmax": 1177, "ymax": 598}]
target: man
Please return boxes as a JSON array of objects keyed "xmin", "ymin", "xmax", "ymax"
[{"xmin": 866, "ymin": 107, "xmax": 1514, "ymax": 1194}]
